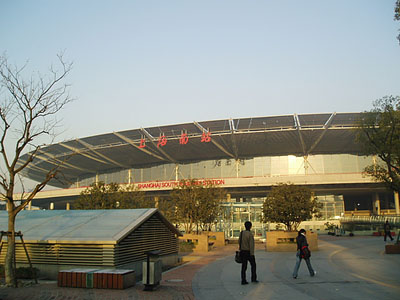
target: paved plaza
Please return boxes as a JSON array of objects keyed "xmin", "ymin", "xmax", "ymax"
[{"xmin": 0, "ymin": 235, "xmax": 399, "ymax": 300}]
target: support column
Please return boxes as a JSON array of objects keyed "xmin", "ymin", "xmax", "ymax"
[
  {"xmin": 376, "ymin": 195, "xmax": 381, "ymax": 216},
  {"xmin": 395, "ymin": 192, "xmax": 400, "ymax": 215},
  {"xmin": 303, "ymin": 156, "xmax": 309, "ymax": 175},
  {"xmin": 128, "ymin": 169, "xmax": 132, "ymax": 184},
  {"xmin": 154, "ymin": 196, "xmax": 159, "ymax": 208},
  {"xmin": 373, "ymin": 193, "xmax": 380, "ymax": 215},
  {"xmin": 175, "ymin": 164, "xmax": 179, "ymax": 181}
]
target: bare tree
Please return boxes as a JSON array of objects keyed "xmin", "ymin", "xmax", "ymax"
[{"xmin": 0, "ymin": 54, "xmax": 73, "ymax": 286}]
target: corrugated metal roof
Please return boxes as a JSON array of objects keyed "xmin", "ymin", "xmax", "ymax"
[
  {"xmin": 18, "ymin": 113, "xmax": 363, "ymax": 187},
  {"xmin": 0, "ymin": 209, "xmax": 180, "ymax": 244}
]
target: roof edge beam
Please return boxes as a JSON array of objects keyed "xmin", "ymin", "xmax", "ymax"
[
  {"xmin": 307, "ymin": 112, "xmax": 337, "ymax": 154},
  {"xmin": 60, "ymin": 142, "xmax": 112, "ymax": 166},
  {"xmin": 75, "ymin": 139, "xmax": 127, "ymax": 168},
  {"xmin": 229, "ymin": 118, "xmax": 239, "ymax": 158},
  {"xmin": 140, "ymin": 128, "xmax": 176, "ymax": 163},
  {"xmin": 294, "ymin": 114, "xmax": 307, "ymax": 155},
  {"xmin": 113, "ymin": 132, "xmax": 167, "ymax": 162},
  {"xmin": 35, "ymin": 151, "xmax": 90, "ymax": 173},
  {"xmin": 194, "ymin": 121, "xmax": 235, "ymax": 158}
]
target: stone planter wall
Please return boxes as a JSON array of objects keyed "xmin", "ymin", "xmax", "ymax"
[
  {"xmin": 385, "ymin": 244, "xmax": 400, "ymax": 254},
  {"xmin": 265, "ymin": 231, "xmax": 318, "ymax": 252},
  {"xmin": 202, "ymin": 231, "xmax": 225, "ymax": 247},
  {"xmin": 179, "ymin": 233, "xmax": 212, "ymax": 253}
]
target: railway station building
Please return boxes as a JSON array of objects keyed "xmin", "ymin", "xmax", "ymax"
[{"xmin": 17, "ymin": 113, "xmax": 400, "ymax": 238}]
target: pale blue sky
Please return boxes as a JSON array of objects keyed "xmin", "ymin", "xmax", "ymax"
[{"xmin": 1, "ymin": 0, "xmax": 400, "ymax": 142}]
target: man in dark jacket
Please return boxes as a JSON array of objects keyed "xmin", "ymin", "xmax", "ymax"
[
  {"xmin": 384, "ymin": 220, "xmax": 394, "ymax": 242},
  {"xmin": 292, "ymin": 229, "xmax": 315, "ymax": 279},
  {"xmin": 239, "ymin": 221, "xmax": 258, "ymax": 284}
]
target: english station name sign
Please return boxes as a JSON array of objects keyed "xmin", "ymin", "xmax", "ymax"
[{"xmin": 136, "ymin": 179, "xmax": 226, "ymax": 190}]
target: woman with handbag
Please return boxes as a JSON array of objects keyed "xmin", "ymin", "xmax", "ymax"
[{"xmin": 292, "ymin": 229, "xmax": 315, "ymax": 279}]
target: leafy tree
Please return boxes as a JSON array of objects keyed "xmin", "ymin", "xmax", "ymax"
[
  {"xmin": 74, "ymin": 182, "xmax": 149, "ymax": 209},
  {"xmin": 356, "ymin": 96, "xmax": 400, "ymax": 193},
  {"xmin": 262, "ymin": 183, "xmax": 321, "ymax": 231},
  {"xmin": 171, "ymin": 179, "xmax": 226, "ymax": 233},
  {"xmin": 198, "ymin": 184, "xmax": 226, "ymax": 231},
  {"xmin": 157, "ymin": 197, "xmax": 179, "ymax": 225},
  {"xmin": 0, "ymin": 54, "xmax": 72, "ymax": 287}
]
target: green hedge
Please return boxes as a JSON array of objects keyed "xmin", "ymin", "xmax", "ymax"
[
  {"xmin": 179, "ymin": 241, "xmax": 195, "ymax": 252},
  {"xmin": 0, "ymin": 265, "xmax": 39, "ymax": 279}
]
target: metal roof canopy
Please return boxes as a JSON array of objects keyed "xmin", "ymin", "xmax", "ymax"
[
  {"xmin": 18, "ymin": 113, "xmax": 363, "ymax": 187},
  {"xmin": 0, "ymin": 209, "xmax": 181, "ymax": 244}
]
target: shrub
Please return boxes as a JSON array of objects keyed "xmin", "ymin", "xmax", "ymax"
[
  {"xmin": 179, "ymin": 241, "xmax": 195, "ymax": 252},
  {"xmin": 0, "ymin": 265, "xmax": 39, "ymax": 279}
]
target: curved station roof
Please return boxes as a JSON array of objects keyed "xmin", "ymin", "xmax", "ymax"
[{"xmin": 20, "ymin": 113, "xmax": 363, "ymax": 188}]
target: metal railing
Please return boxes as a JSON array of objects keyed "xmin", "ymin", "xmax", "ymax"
[{"xmin": 340, "ymin": 215, "xmax": 400, "ymax": 225}]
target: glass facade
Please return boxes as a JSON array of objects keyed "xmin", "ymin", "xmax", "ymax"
[
  {"xmin": 74, "ymin": 154, "xmax": 374, "ymax": 186},
  {"xmin": 73, "ymin": 153, "xmax": 391, "ymax": 238}
]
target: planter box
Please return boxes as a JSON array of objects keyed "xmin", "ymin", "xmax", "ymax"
[
  {"xmin": 58, "ymin": 269, "xmax": 135, "ymax": 289},
  {"xmin": 202, "ymin": 231, "xmax": 225, "ymax": 247},
  {"xmin": 385, "ymin": 244, "xmax": 400, "ymax": 254},
  {"xmin": 266, "ymin": 231, "xmax": 318, "ymax": 252},
  {"xmin": 179, "ymin": 234, "xmax": 213, "ymax": 253}
]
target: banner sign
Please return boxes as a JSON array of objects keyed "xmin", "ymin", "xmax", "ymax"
[{"xmin": 136, "ymin": 179, "xmax": 225, "ymax": 190}]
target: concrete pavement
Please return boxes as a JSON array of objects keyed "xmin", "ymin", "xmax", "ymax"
[
  {"xmin": 193, "ymin": 236, "xmax": 400, "ymax": 300},
  {"xmin": 0, "ymin": 236, "xmax": 399, "ymax": 299}
]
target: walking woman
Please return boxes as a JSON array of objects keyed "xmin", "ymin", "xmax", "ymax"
[{"xmin": 292, "ymin": 229, "xmax": 315, "ymax": 279}]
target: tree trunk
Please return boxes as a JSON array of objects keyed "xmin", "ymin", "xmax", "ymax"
[{"xmin": 5, "ymin": 210, "xmax": 16, "ymax": 287}]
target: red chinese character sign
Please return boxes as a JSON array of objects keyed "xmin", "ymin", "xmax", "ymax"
[
  {"xmin": 157, "ymin": 135, "xmax": 167, "ymax": 147},
  {"xmin": 139, "ymin": 138, "xmax": 146, "ymax": 148},
  {"xmin": 201, "ymin": 131, "xmax": 211, "ymax": 143},
  {"xmin": 137, "ymin": 131, "xmax": 211, "ymax": 148},
  {"xmin": 179, "ymin": 133, "xmax": 189, "ymax": 145}
]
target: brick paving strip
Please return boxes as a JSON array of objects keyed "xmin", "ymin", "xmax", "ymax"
[{"xmin": 0, "ymin": 243, "xmax": 244, "ymax": 300}]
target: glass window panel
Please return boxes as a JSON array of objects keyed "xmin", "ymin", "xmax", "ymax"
[
  {"xmin": 80, "ymin": 176, "xmax": 94, "ymax": 187},
  {"xmin": 260, "ymin": 157, "xmax": 272, "ymax": 177},
  {"xmin": 340, "ymin": 154, "xmax": 358, "ymax": 173},
  {"xmin": 164, "ymin": 164, "xmax": 176, "ymax": 180},
  {"xmin": 191, "ymin": 161, "xmax": 206, "ymax": 178},
  {"xmin": 142, "ymin": 168, "xmax": 152, "ymax": 182},
  {"xmin": 238, "ymin": 159, "xmax": 254, "ymax": 177},
  {"xmin": 98, "ymin": 174, "xmax": 107, "ymax": 183},
  {"xmin": 207, "ymin": 160, "xmax": 222, "ymax": 178},
  {"xmin": 254, "ymin": 157, "xmax": 272, "ymax": 177},
  {"xmin": 357, "ymin": 156, "xmax": 373, "ymax": 172},
  {"xmin": 106, "ymin": 170, "xmax": 129, "ymax": 184},
  {"xmin": 179, "ymin": 163, "xmax": 191, "ymax": 179},
  {"xmin": 271, "ymin": 156, "xmax": 288, "ymax": 176},
  {"xmin": 323, "ymin": 155, "xmax": 342, "ymax": 173},
  {"xmin": 307, "ymin": 155, "xmax": 324, "ymax": 174},
  {"xmin": 288, "ymin": 155, "xmax": 305, "ymax": 175},
  {"xmin": 132, "ymin": 168, "xmax": 142, "ymax": 182},
  {"xmin": 222, "ymin": 159, "xmax": 237, "ymax": 178}
]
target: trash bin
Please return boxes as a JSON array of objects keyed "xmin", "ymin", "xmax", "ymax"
[{"xmin": 142, "ymin": 250, "xmax": 162, "ymax": 291}]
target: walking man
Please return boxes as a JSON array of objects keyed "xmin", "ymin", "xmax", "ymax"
[
  {"xmin": 384, "ymin": 220, "xmax": 394, "ymax": 242},
  {"xmin": 239, "ymin": 221, "xmax": 258, "ymax": 284}
]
